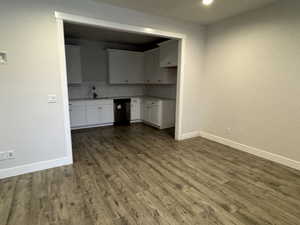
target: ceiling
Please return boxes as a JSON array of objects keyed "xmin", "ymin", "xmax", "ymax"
[
  {"xmin": 64, "ymin": 22, "xmax": 168, "ymax": 46},
  {"xmin": 93, "ymin": 0, "xmax": 278, "ymax": 24}
]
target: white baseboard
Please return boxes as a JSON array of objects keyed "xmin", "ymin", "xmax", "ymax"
[
  {"xmin": 198, "ymin": 131, "xmax": 300, "ymax": 171},
  {"xmin": 0, "ymin": 157, "xmax": 73, "ymax": 179},
  {"xmin": 179, "ymin": 131, "xmax": 201, "ymax": 140}
]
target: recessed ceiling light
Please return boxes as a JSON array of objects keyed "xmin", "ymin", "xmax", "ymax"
[{"xmin": 202, "ymin": 0, "xmax": 214, "ymax": 6}]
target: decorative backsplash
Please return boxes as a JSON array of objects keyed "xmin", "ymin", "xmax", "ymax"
[{"xmin": 68, "ymin": 82, "xmax": 177, "ymax": 100}]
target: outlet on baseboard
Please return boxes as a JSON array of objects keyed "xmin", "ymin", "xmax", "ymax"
[{"xmin": 0, "ymin": 150, "xmax": 15, "ymax": 161}]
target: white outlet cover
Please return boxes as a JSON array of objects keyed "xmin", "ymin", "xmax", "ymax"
[
  {"xmin": 0, "ymin": 151, "xmax": 14, "ymax": 161},
  {"xmin": 0, "ymin": 52, "xmax": 7, "ymax": 64},
  {"xmin": 7, "ymin": 151, "xmax": 15, "ymax": 159}
]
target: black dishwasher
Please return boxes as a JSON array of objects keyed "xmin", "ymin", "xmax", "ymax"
[{"xmin": 114, "ymin": 99, "xmax": 131, "ymax": 126}]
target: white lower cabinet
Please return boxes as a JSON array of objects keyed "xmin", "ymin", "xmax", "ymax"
[
  {"xmin": 69, "ymin": 101, "xmax": 86, "ymax": 127},
  {"xmin": 100, "ymin": 105, "xmax": 114, "ymax": 124},
  {"xmin": 86, "ymin": 105, "xmax": 113, "ymax": 125},
  {"xmin": 86, "ymin": 100, "xmax": 114, "ymax": 125},
  {"xmin": 142, "ymin": 101, "xmax": 150, "ymax": 124},
  {"xmin": 70, "ymin": 97, "xmax": 175, "ymax": 130},
  {"xmin": 150, "ymin": 104, "xmax": 160, "ymax": 126},
  {"xmin": 70, "ymin": 100, "xmax": 113, "ymax": 129},
  {"xmin": 86, "ymin": 106, "xmax": 100, "ymax": 125},
  {"xmin": 142, "ymin": 98, "xmax": 175, "ymax": 129},
  {"xmin": 130, "ymin": 98, "xmax": 141, "ymax": 121}
]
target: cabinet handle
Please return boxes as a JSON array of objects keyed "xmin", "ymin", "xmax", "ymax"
[
  {"xmin": 158, "ymin": 80, "xmax": 161, "ymax": 82},
  {"xmin": 98, "ymin": 107, "xmax": 102, "ymax": 109},
  {"xmin": 125, "ymin": 80, "xmax": 129, "ymax": 82}
]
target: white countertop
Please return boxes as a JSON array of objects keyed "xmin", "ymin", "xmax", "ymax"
[{"xmin": 70, "ymin": 95, "xmax": 175, "ymax": 102}]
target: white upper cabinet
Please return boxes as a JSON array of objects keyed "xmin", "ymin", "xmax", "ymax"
[
  {"xmin": 108, "ymin": 49, "xmax": 144, "ymax": 84},
  {"xmin": 108, "ymin": 45, "xmax": 177, "ymax": 85},
  {"xmin": 144, "ymin": 48, "xmax": 177, "ymax": 84},
  {"xmin": 159, "ymin": 40, "xmax": 178, "ymax": 68},
  {"xmin": 65, "ymin": 45, "xmax": 82, "ymax": 84},
  {"xmin": 144, "ymin": 48, "xmax": 160, "ymax": 84}
]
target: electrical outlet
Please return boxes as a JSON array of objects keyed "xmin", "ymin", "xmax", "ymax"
[
  {"xmin": 0, "ymin": 52, "xmax": 7, "ymax": 64},
  {"xmin": 0, "ymin": 150, "xmax": 15, "ymax": 161},
  {"xmin": 7, "ymin": 151, "xmax": 15, "ymax": 159}
]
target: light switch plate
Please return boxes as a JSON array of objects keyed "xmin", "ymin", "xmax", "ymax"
[
  {"xmin": 0, "ymin": 52, "xmax": 7, "ymax": 64},
  {"xmin": 48, "ymin": 94, "xmax": 57, "ymax": 103}
]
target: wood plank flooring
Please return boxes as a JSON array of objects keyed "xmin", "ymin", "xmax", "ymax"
[{"xmin": 1, "ymin": 124, "xmax": 300, "ymax": 225}]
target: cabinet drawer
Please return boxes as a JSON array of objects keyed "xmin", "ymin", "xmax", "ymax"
[
  {"xmin": 131, "ymin": 98, "xmax": 141, "ymax": 104},
  {"xmin": 86, "ymin": 99, "xmax": 113, "ymax": 106},
  {"xmin": 144, "ymin": 99, "xmax": 161, "ymax": 107}
]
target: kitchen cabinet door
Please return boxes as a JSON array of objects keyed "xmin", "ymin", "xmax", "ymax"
[
  {"xmin": 108, "ymin": 49, "xmax": 144, "ymax": 84},
  {"xmin": 86, "ymin": 105, "xmax": 101, "ymax": 125},
  {"xmin": 159, "ymin": 40, "xmax": 178, "ymax": 68},
  {"xmin": 142, "ymin": 101, "xmax": 151, "ymax": 122},
  {"xmin": 144, "ymin": 48, "xmax": 160, "ymax": 84},
  {"xmin": 86, "ymin": 104, "xmax": 113, "ymax": 125},
  {"xmin": 149, "ymin": 104, "xmax": 160, "ymax": 126},
  {"xmin": 131, "ymin": 98, "xmax": 141, "ymax": 121},
  {"xmin": 69, "ymin": 104, "xmax": 86, "ymax": 127},
  {"xmin": 144, "ymin": 48, "xmax": 177, "ymax": 84},
  {"xmin": 100, "ymin": 104, "xmax": 114, "ymax": 124},
  {"xmin": 65, "ymin": 45, "xmax": 82, "ymax": 84}
]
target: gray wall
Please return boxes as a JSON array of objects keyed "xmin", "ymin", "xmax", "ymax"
[
  {"xmin": 203, "ymin": 0, "xmax": 300, "ymax": 161},
  {"xmin": 0, "ymin": 0, "xmax": 204, "ymax": 170}
]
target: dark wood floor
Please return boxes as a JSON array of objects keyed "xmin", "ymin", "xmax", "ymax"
[{"xmin": 1, "ymin": 124, "xmax": 300, "ymax": 225}]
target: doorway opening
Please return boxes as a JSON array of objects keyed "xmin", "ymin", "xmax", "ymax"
[{"xmin": 55, "ymin": 12, "xmax": 186, "ymax": 162}]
